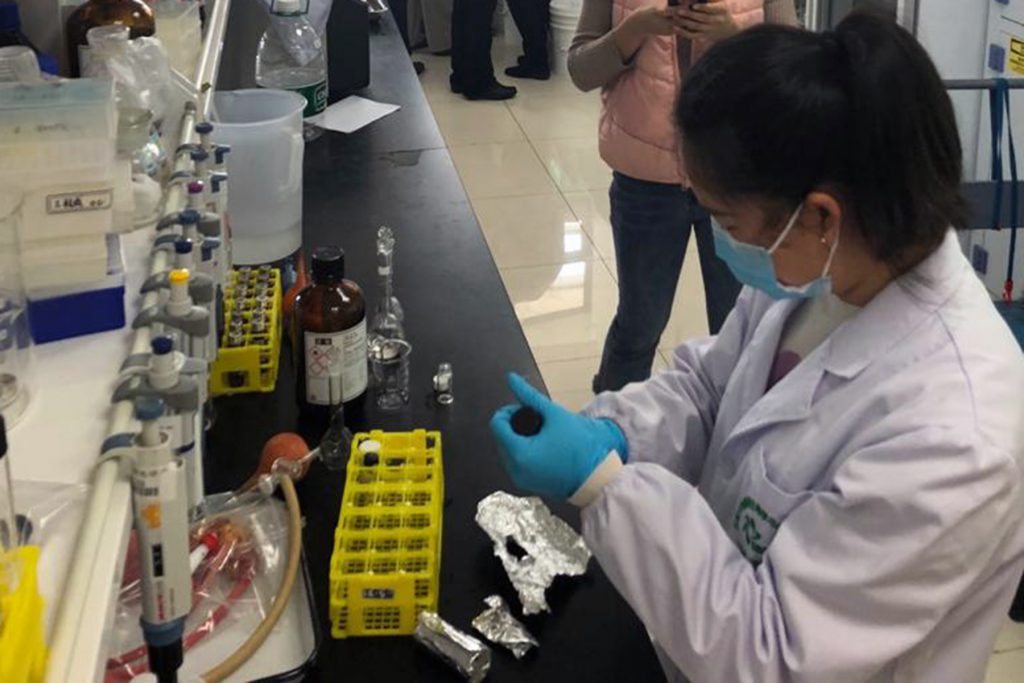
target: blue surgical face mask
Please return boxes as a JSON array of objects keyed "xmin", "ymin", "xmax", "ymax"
[{"xmin": 711, "ymin": 203, "xmax": 839, "ymax": 300}]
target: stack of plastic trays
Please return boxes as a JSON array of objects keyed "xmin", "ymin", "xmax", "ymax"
[{"xmin": 0, "ymin": 79, "xmax": 127, "ymax": 342}]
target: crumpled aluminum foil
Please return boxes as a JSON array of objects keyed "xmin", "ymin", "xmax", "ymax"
[
  {"xmin": 475, "ymin": 491, "xmax": 591, "ymax": 615},
  {"xmin": 414, "ymin": 612, "xmax": 492, "ymax": 682},
  {"xmin": 472, "ymin": 595, "xmax": 538, "ymax": 659}
]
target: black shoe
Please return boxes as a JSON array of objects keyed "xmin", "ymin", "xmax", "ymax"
[
  {"xmin": 504, "ymin": 64, "xmax": 550, "ymax": 81},
  {"xmin": 450, "ymin": 80, "xmax": 464, "ymax": 94},
  {"xmin": 464, "ymin": 82, "xmax": 517, "ymax": 101},
  {"xmin": 414, "ymin": 61, "xmax": 426, "ymax": 76}
]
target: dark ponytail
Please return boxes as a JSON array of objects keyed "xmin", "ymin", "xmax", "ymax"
[{"xmin": 676, "ymin": 11, "xmax": 967, "ymax": 272}]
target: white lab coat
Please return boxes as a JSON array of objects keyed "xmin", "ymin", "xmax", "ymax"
[{"xmin": 580, "ymin": 232, "xmax": 1024, "ymax": 682}]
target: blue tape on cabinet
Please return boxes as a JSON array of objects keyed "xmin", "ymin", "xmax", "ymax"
[
  {"xmin": 990, "ymin": 44, "xmax": 1007, "ymax": 73},
  {"xmin": 28, "ymin": 284, "xmax": 126, "ymax": 344}
]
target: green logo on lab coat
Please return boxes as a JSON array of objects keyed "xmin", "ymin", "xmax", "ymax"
[{"xmin": 733, "ymin": 496, "xmax": 780, "ymax": 564}]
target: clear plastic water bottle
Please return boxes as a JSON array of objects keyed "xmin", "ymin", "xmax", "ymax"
[{"xmin": 255, "ymin": 0, "xmax": 327, "ymax": 141}]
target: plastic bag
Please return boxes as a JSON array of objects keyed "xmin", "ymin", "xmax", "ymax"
[
  {"xmin": 103, "ymin": 492, "xmax": 293, "ymax": 682},
  {"xmin": 8, "ymin": 481, "xmax": 88, "ymax": 551},
  {"xmin": 83, "ymin": 31, "xmax": 173, "ymax": 123}
]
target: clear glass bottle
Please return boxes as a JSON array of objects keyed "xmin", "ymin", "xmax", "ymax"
[
  {"xmin": 66, "ymin": 0, "xmax": 155, "ymax": 77},
  {"xmin": 369, "ymin": 225, "xmax": 405, "ymax": 347},
  {"xmin": 293, "ymin": 247, "xmax": 368, "ymax": 417},
  {"xmin": 255, "ymin": 0, "xmax": 328, "ymax": 141}
]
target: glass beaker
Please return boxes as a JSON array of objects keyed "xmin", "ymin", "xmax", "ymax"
[
  {"xmin": 369, "ymin": 338, "xmax": 411, "ymax": 411},
  {"xmin": 0, "ymin": 205, "xmax": 29, "ymax": 427}
]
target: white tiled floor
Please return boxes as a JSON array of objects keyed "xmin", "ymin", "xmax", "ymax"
[
  {"xmin": 415, "ymin": 39, "xmax": 1024, "ymax": 680},
  {"xmin": 418, "ymin": 40, "xmax": 710, "ymax": 391}
]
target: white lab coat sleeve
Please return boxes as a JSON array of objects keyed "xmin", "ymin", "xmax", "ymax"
[
  {"xmin": 581, "ymin": 289, "xmax": 756, "ymax": 484},
  {"xmin": 581, "ymin": 427, "xmax": 1021, "ymax": 682}
]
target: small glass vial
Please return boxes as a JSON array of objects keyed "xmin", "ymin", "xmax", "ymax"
[
  {"xmin": 433, "ymin": 362, "xmax": 454, "ymax": 406},
  {"xmin": 227, "ymin": 329, "xmax": 245, "ymax": 348}
]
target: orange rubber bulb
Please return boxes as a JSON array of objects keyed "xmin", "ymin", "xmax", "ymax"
[{"xmin": 257, "ymin": 432, "xmax": 312, "ymax": 481}]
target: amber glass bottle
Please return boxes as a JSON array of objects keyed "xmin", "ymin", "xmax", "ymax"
[
  {"xmin": 66, "ymin": 0, "xmax": 155, "ymax": 76},
  {"xmin": 293, "ymin": 247, "xmax": 368, "ymax": 417}
]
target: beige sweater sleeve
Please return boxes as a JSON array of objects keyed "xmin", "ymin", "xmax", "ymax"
[{"xmin": 566, "ymin": 0, "xmax": 799, "ymax": 93}]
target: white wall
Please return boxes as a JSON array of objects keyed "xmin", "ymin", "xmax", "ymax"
[
  {"xmin": 915, "ymin": 0, "xmax": 1024, "ymax": 297},
  {"xmin": 915, "ymin": 0, "xmax": 991, "ymax": 181}
]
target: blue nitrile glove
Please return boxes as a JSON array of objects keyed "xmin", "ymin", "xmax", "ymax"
[{"xmin": 490, "ymin": 373, "xmax": 628, "ymax": 498}]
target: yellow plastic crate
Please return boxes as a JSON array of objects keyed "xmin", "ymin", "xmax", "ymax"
[
  {"xmin": 0, "ymin": 546, "xmax": 47, "ymax": 683},
  {"xmin": 209, "ymin": 266, "xmax": 282, "ymax": 396},
  {"xmin": 329, "ymin": 430, "xmax": 444, "ymax": 638}
]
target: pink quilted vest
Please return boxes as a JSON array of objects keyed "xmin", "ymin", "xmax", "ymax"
[{"xmin": 599, "ymin": 0, "xmax": 764, "ymax": 185}]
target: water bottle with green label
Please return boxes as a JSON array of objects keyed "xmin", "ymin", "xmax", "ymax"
[{"xmin": 255, "ymin": 0, "xmax": 328, "ymax": 141}]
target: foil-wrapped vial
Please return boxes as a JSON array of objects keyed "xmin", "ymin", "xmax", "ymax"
[{"xmin": 414, "ymin": 612, "xmax": 491, "ymax": 682}]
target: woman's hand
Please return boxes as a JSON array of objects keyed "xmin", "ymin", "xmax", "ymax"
[
  {"xmin": 614, "ymin": 3, "xmax": 738, "ymax": 62},
  {"xmin": 490, "ymin": 373, "xmax": 628, "ymax": 499},
  {"xmin": 626, "ymin": 6, "xmax": 689, "ymax": 37},
  {"xmin": 614, "ymin": 6, "xmax": 688, "ymax": 61},
  {"xmin": 677, "ymin": 1, "xmax": 740, "ymax": 42}
]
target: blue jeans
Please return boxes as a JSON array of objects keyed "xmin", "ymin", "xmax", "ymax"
[{"xmin": 594, "ymin": 172, "xmax": 741, "ymax": 393}]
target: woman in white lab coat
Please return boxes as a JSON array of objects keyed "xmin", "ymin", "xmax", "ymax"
[{"xmin": 491, "ymin": 11, "xmax": 1024, "ymax": 682}]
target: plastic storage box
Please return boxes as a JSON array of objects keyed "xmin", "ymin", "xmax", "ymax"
[
  {"xmin": 329, "ymin": 430, "xmax": 444, "ymax": 638},
  {"xmin": 26, "ymin": 235, "xmax": 125, "ymax": 344},
  {"xmin": 0, "ymin": 79, "xmax": 116, "ymax": 204}
]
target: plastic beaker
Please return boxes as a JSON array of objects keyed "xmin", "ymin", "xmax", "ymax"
[
  {"xmin": 0, "ymin": 46, "xmax": 40, "ymax": 83},
  {"xmin": 211, "ymin": 90, "xmax": 305, "ymax": 265}
]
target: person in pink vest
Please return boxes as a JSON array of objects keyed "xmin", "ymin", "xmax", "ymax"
[{"xmin": 569, "ymin": 0, "xmax": 797, "ymax": 392}]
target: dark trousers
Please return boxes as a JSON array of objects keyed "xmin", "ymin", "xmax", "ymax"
[
  {"xmin": 391, "ymin": 0, "xmax": 411, "ymax": 48},
  {"xmin": 451, "ymin": 0, "xmax": 498, "ymax": 93},
  {"xmin": 594, "ymin": 172, "xmax": 742, "ymax": 393},
  {"xmin": 506, "ymin": 0, "xmax": 550, "ymax": 70}
]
